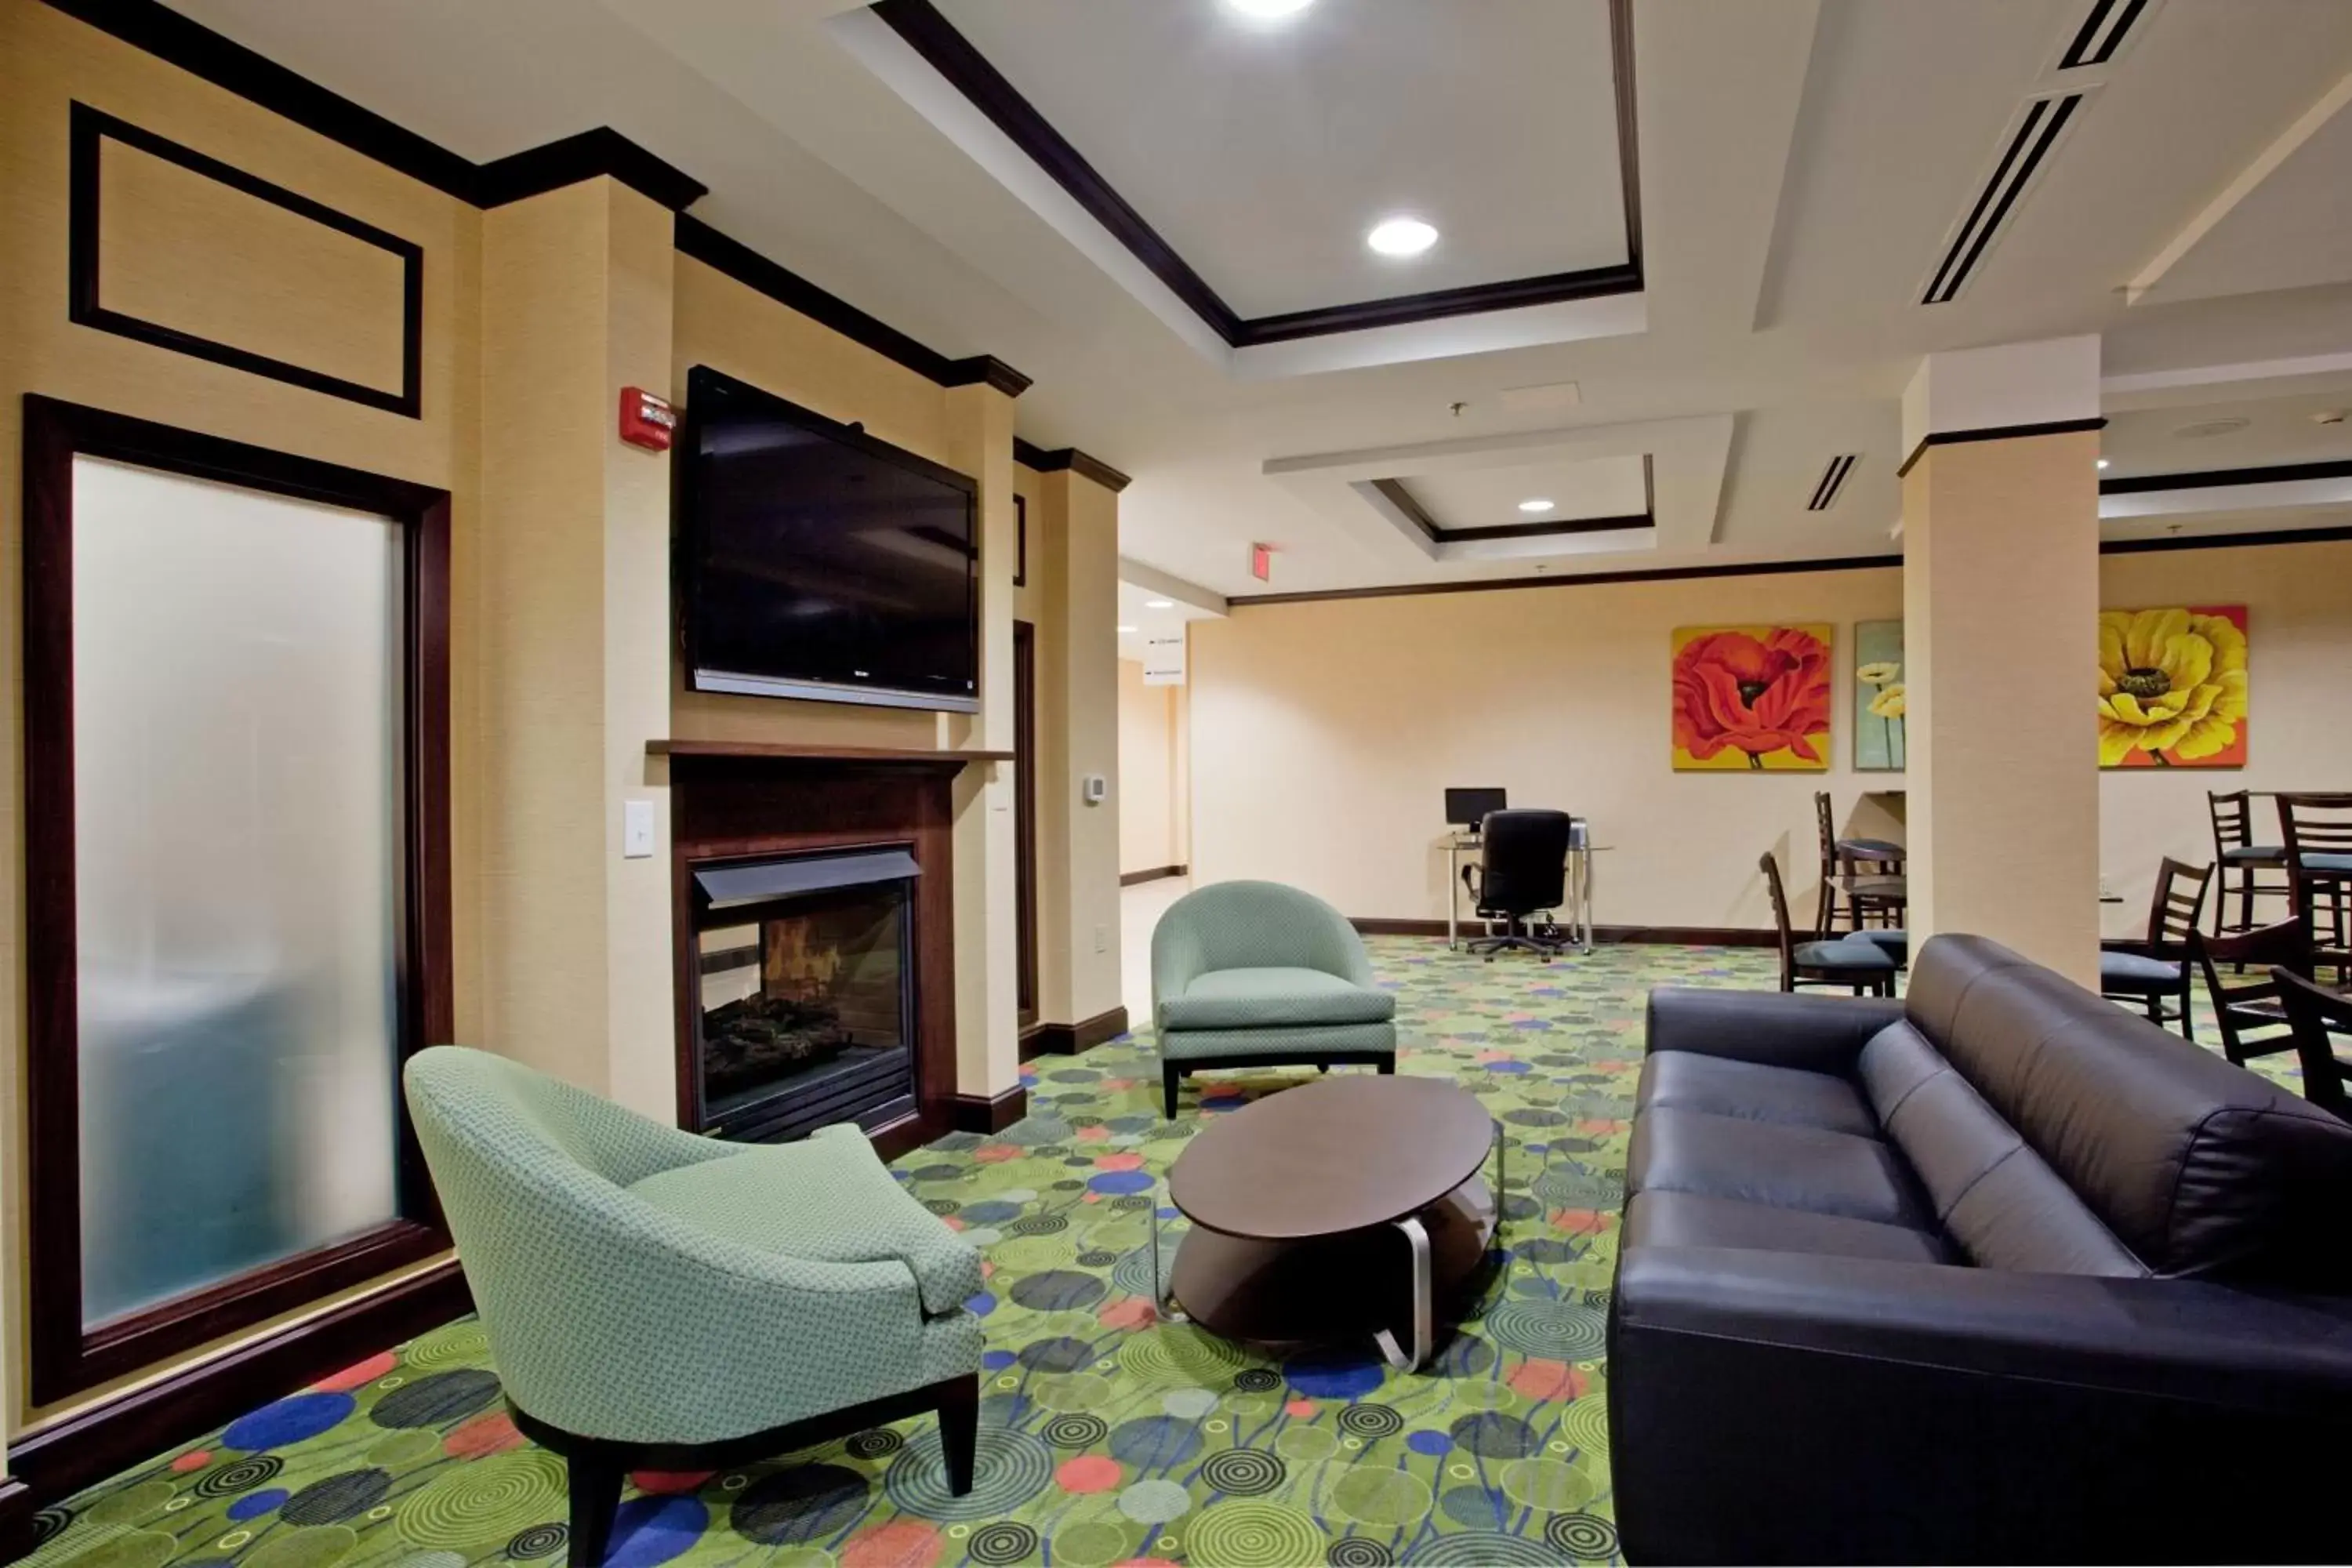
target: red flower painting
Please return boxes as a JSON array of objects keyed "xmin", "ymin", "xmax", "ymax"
[{"xmin": 1671, "ymin": 624, "xmax": 1834, "ymax": 771}]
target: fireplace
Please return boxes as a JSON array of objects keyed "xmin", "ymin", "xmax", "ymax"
[
  {"xmin": 663, "ymin": 742, "xmax": 986, "ymax": 1158},
  {"xmin": 690, "ymin": 848, "xmax": 917, "ymax": 1142}
]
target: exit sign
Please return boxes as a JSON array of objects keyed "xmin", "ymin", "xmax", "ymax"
[{"xmin": 1251, "ymin": 543, "xmax": 1273, "ymax": 581}]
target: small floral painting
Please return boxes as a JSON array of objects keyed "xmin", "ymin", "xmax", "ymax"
[
  {"xmin": 1854, "ymin": 619, "xmax": 1905, "ymax": 771},
  {"xmin": 2099, "ymin": 604, "xmax": 2249, "ymax": 768},
  {"xmin": 1671, "ymin": 623, "xmax": 1833, "ymax": 771}
]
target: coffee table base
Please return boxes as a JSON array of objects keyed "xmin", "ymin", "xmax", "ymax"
[{"xmin": 1155, "ymin": 1178, "xmax": 1494, "ymax": 1370}]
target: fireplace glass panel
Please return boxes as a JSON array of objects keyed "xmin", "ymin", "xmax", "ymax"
[{"xmin": 695, "ymin": 875, "xmax": 913, "ymax": 1139}]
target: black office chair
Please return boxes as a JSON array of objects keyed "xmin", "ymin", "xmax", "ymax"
[{"xmin": 1461, "ymin": 809, "xmax": 1573, "ymax": 960}]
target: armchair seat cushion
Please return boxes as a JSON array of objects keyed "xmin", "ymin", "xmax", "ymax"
[
  {"xmin": 1637, "ymin": 1051, "xmax": 1878, "ymax": 1138},
  {"xmin": 1160, "ymin": 1020, "xmax": 1396, "ymax": 1064},
  {"xmin": 630, "ymin": 1124, "xmax": 983, "ymax": 1316},
  {"xmin": 1159, "ymin": 966, "xmax": 1396, "ymax": 1031},
  {"xmin": 1793, "ymin": 938, "xmax": 1898, "ymax": 973},
  {"xmin": 2099, "ymin": 950, "xmax": 2184, "ymax": 993}
]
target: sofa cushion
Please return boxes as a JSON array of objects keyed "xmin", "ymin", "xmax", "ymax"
[
  {"xmin": 1624, "ymin": 1189, "xmax": 1952, "ymax": 1265},
  {"xmin": 1638, "ymin": 1051, "xmax": 1878, "ymax": 1138},
  {"xmin": 1911, "ymin": 934, "xmax": 2352, "ymax": 1291},
  {"xmin": 1628, "ymin": 1108, "xmax": 1932, "ymax": 1229},
  {"xmin": 1159, "ymin": 967, "xmax": 1396, "ymax": 1030},
  {"xmin": 1868, "ymin": 1051, "xmax": 2145, "ymax": 1278}
]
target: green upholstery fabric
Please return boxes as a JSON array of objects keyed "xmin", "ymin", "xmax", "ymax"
[
  {"xmin": 404, "ymin": 1047, "xmax": 982, "ymax": 1446},
  {"xmin": 1160, "ymin": 1021, "xmax": 1399, "ymax": 1064},
  {"xmin": 1153, "ymin": 882, "xmax": 1397, "ymax": 1073},
  {"xmin": 1157, "ymin": 966, "xmax": 1398, "ymax": 1031}
]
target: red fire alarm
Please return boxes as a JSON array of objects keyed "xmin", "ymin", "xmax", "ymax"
[
  {"xmin": 619, "ymin": 387, "xmax": 676, "ymax": 452},
  {"xmin": 1250, "ymin": 542, "xmax": 1275, "ymax": 582}
]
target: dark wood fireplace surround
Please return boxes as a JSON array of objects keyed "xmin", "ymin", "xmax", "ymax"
[{"xmin": 655, "ymin": 740, "xmax": 1011, "ymax": 1160}]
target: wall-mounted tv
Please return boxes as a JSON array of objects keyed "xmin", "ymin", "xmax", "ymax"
[{"xmin": 679, "ymin": 365, "xmax": 979, "ymax": 712}]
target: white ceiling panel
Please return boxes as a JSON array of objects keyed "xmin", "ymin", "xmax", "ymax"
[{"xmin": 1402, "ymin": 455, "xmax": 1649, "ymax": 529}]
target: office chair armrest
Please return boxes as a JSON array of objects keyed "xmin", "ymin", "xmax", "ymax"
[{"xmin": 1460, "ymin": 865, "xmax": 1482, "ymax": 898}]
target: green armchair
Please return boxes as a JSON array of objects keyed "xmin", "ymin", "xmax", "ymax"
[
  {"xmin": 403, "ymin": 1047, "xmax": 982, "ymax": 1566},
  {"xmin": 1152, "ymin": 880, "xmax": 1397, "ymax": 1118}
]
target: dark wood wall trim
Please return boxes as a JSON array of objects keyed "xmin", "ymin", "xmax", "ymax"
[
  {"xmin": 474, "ymin": 125, "xmax": 706, "ymax": 211},
  {"xmin": 1011, "ymin": 439, "xmax": 1131, "ymax": 492},
  {"xmin": 676, "ymin": 216, "xmax": 1031, "ymax": 397},
  {"xmin": 2099, "ymin": 457, "xmax": 2352, "ymax": 495},
  {"xmin": 951, "ymin": 1086, "xmax": 1029, "ymax": 1134},
  {"xmin": 2100, "ymin": 522, "xmax": 2352, "ymax": 555},
  {"xmin": 39, "ymin": 0, "xmax": 1036, "ymax": 403},
  {"xmin": 1021, "ymin": 1006, "xmax": 1131, "ymax": 1062},
  {"xmin": 70, "ymin": 103, "xmax": 426, "ymax": 417},
  {"xmin": 1351, "ymin": 917, "xmax": 1776, "ymax": 949},
  {"xmin": 6, "ymin": 1262, "xmax": 470, "ymax": 1536},
  {"xmin": 1120, "ymin": 865, "xmax": 1187, "ymax": 887},
  {"xmin": 871, "ymin": 0, "xmax": 1643, "ymax": 347},
  {"xmin": 1895, "ymin": 416, "xmax": 2107, "ymax": 477},
  {"xmin": 21, "ymin": 396, "xmax": 455, "ymax": 1403}
]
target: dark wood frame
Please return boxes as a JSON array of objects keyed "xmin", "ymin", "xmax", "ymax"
[
  {"xmin": 1013, "ymin": 620, "xmax": 1039, "ymax": 1028},
  {"xmin": 1013, "ymin": 493, "xmax": 1029, "ymax": 588},
  {"xmin": 665, "ymin": 751, "xmax": 976, "ymax": 1161},
  {"xmin": 510, "ymin": 1373, "xmax": 977, "ymax": 1568},
  {"xmin": 1370, "ymin": 465, "xmax": 1656, "ymax": 546},
  {"xmin": 69, "ymin": 103, "xmax": 426, "ymax": 417},
  {"xmin": 869, "ymin": 0, "xmax": 1643, "ymax": 347},
  {"xmin": 20, "ymin": 394, "xmax": 454, "ymax": 1403},
  {"xmin": 1013, "ymin": 438, "xmax": 1131, "ymax": 492},
  {"xmin": 1022, "ymin": 1005, "xmax": 1131, "ymax": 1063}
]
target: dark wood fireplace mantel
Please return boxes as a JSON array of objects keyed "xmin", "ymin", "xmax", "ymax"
[{"xmin": 649, "ymin": 739, "xmax": 1012, "ymax": 768}]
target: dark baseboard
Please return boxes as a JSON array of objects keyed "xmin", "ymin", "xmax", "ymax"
[
  {"xmin": 1021, "ymin": 1005, "xmax": 1130, "ymax": 1061},
  {"xmin": 1120, "ymin": 864, "xmax": 1187, "ymax": 887},
  {"xmin": 0, "ymin": 1476, "xmax": 32, "ymax": 1565},
  {"xmin": 6, "ymin": 1261, "xmax": 470, "ymax": 1523},
  {"xmin": 951, "ymin": 1085, "xmax": 1028, "ymax": 1134},
  {"xmin": 1350, "ymin": 916, "xmax": 1777, "ymax": 948}
]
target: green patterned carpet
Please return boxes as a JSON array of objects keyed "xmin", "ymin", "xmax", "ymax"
[{"xmin": 24, "ymin": 940, "xmax": 2290, "ymax": 1568}]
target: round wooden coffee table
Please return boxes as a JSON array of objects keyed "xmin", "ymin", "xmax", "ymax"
[{"xmin": 1156, "ymin": 1075, "xmax": 1498, "ymax": 1370}]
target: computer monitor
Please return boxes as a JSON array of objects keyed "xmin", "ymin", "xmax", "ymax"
[{"xmin": 1445, "ymin": 787, "xmax": 1508, "ymax": 833}]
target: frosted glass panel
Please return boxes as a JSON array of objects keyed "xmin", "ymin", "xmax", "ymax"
[{"xmin": 72, "ymin": 456, "xmax": 405, "ymax": 1328}]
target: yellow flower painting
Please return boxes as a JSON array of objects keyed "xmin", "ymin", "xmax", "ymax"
[{"xmin": 2097, "ymin": 605, "xmax": 2249, "ymax": 768}]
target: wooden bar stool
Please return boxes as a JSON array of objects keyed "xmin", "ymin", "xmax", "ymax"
[
  {"xmin": 2277, "ymin": 793, "xmax": 2352, "ymax": 975},
  {"xmin": 1763, "ymin": 851, "xmax": 1898, "ymax": 996},
  {"xmin": 2207, "ymin": 789, "xmax": 2291, "ymax": 938},
  {"xmin": 1813, "ymin": 790, "xmax": 1906, "ymax": 937}
]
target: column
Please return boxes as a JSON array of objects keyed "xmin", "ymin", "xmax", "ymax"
[
  {"xmin": 477, "ymin": 177, "xmax": 677, "ymax": 1112},
  {"xmin": 1900, "ymin": 336, "xmax": 2103, "ymax": 985}
]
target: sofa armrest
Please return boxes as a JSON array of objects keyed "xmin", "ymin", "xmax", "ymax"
[
  {"xmin": 1610, "ymin": 1246, "xmax": 2352, "ymax": 1563},
  {"xmin": 1643, "ymin": 986, "xmax": 1902, "ymax": 1074}
]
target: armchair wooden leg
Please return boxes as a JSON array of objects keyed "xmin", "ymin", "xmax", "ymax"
[
  {"xmin": 566, "ymin": 1448, "xmax": 625, "ymax": 1568},
  {"xmin": 1377, "ymin": 1055, "xmax": 1395, "ymax": 1076},
  {"xmin": 938, "ymin": 1372, "xmax": 978, "ymax": 1497},
  {"xmin": 1162, "ymin": 1062, "xmax": 1181, "ymax": 1120}
]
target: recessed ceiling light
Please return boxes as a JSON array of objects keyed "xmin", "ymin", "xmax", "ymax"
[
  {"xmin": 2096, "ymin": 458, "xmax": 2110, "ymax": 469},
  {"xmin": 1367, "ymin": 217, "xmax": 1439, "ymax": 257},
  {"xmin": 1517, "ymin": 497, "xmax": 1555, "ymax": 513},
  {"xmin": 1224, "ymin": 0, "xmax": 1313, "ymax": 18},
  {"xmin": 1145, "ymin": 598, "xmax": 1174, "ymax": 609},
  {"xmin": 1116, "ymin": 624, "xmax": 1139, "ymax": 633}
]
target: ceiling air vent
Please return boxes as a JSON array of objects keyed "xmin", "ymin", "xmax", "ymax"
[
  {"xmin": 1920, "ymin": 90, "xmax": 2089, "ymax": 305},
  {"xmin": 2058, "ymin": 0, "xmax": 2156, "ymax": 71},
  {"xmin": 1807, "ymin": 454, "xmax": 1860, "ymax": 512}
]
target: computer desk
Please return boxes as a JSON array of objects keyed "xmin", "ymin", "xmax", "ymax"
[{"xmin": 1444, "ymin": 822, "xmax": 1606, "ymax": 953}]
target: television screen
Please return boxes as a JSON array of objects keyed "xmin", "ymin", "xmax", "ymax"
[{"xmin": 680, "ymin": 365, "xmax": 978, "ymax": 711}]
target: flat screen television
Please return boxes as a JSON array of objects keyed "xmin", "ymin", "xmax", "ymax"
[{"xmin": 679, "ymin": 365, "xmax": 979, "ymax": 711}]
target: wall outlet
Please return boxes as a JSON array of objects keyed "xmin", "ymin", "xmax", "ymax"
[
  {"xmin": 1094, "ymin": 923, "xmax": 1109, "ymax": 953},
  {"xmin": 1081, "ymin": 773, "xmax": 1108, "ymax": 805},
  {"xmin": 623, "ymin": 799, "xmax": 655, "ymax": 858}
]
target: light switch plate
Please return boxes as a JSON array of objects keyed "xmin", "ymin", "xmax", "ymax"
[{"xmin": 623, "ymin": 799, "xmax": 655, "ymax": 858}]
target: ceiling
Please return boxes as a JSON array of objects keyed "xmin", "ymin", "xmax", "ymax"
[{"xmin": 168, "ymin": 0, "xmax": 2352, "ymax": 600}]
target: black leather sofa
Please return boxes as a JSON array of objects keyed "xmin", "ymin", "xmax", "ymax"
[{"xmin": 1609, "ymin": 934, "xmax": 2352, "ymax": 1565}]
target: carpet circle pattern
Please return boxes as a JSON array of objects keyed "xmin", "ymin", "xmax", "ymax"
[{"xmin": 28, "ymin": 938, "xmax": 1828, "ymax": 1568}]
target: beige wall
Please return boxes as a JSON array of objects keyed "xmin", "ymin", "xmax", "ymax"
[
  {"xmin": 1120, "ymin": 660, "xmax": 1181, "ymax": 873},
  {"xmin": 0, "ymin": 0, "xmax": 485, "ymax": 1437},
  {"xmin": 1188, "ymin": 539, "xmax": 2352, "ymax": 940}
]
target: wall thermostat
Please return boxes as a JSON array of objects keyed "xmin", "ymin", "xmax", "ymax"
[{"xmin": 1081, "ymin": 774, "xmax": 1108, "ymax": 805}]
